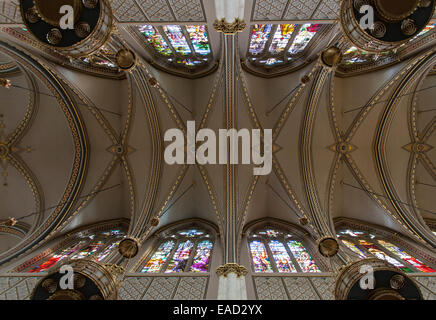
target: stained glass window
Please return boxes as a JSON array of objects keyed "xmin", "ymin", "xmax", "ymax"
[
  {"xmin": 163, "ymin": 25, "xmax": 191, "ymax": 55},
  {"xmin": 138, "ymin": 25, "xmax": 172, "ymax": 56},
  {"xmin": 186, "ymin": 25, "xmax": 210, "ymax": 56},
  {"xmin": 287, "ymin": 240, "xmax": 320, "ymax": 272},
  {"xmin": 249, "ymin": 24, "xmax": 272, "ymax": 55},
  {"xmin": 140, "ymin": 227, "xmax": 214, "ymax": 273},
  {"xmin": 178, "ymin": 229, "xmax": 204, "ymax": 237},
  {"xmin": 378, "ymin": 240, "xmax": 435, "ymax": 273},
  {"xmin": 190, "ymin": 240, "xmax": 213, "ymax": 272},
  {"xmin": 341, "ymin": 239, "xmax": 367, "ymax": 259},
  {"xmin": 250, "ymin": 228, "xmax": 321, "ymax": 273},
  {"xmin": 141, "ymin": 240, "xmax": 175, "ymax": 273},
  {"xmin": 258, "ymin": 229, "xmax": 281, "ymax": 237},
  {"xmin": 136, "ymin": 24, "xmax": 212, "ymax": 69},
  {"xmin": 165, "ymin": 240, "xmax": 194, "ymax": 273},
  {"xmin": 416, "ymin": 22, "xmax": 436, "ymax": 37},
  {"xmin": 250, "ymin": 240, "xmax": 273, "ymax": 272},
  {"xmin": 289, "ymin": 24, "xmax": 321, "ymax": 54},
  {"xmin": 23, "ymin": 229, "xmax": 126, "ymax": 273},
  {"xmin": 269, "ymin": 24, "xmax": 296, "ymax": 54},
  {"xmin": 268, "ymin": 240, "xmax": 296, "ymax": 272},
  {"xmin": 70, "ymin": 240, "xmax": 105, "ymax": 260},
  {"xmin": 28, "ymin": 242, "xmax": 85, "ymax": 273},
  {"xmin": 358, "ymin": 240, "xmax": 412, "ymax": 273},
  {"xmin": 339, "ymin": 229, "xmax": 365, "ymax": 237}
]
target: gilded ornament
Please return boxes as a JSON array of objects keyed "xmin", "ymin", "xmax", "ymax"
[
  {"xmin": 321, "ymin": 46, "xmax": 343, "ymax": 68},
  {"xmin": 318, "ymin": 237, "xmax": 339, "ymax": 257},
  {"xmin": 46, "ymin": 28, "xmax": 62, "ymax": 45},
  {"xmin": 115, "ymin": 49, "xmax": 136, "ymax": 70},
  {"xmin": 75, "ymin": 21, "xmax": 91, "ymax": 39},
  {"xmin": 390, "ymin": 274, "xmax": 406, "ymax": 290},
  {"xmin": 118, "ymin": 237, "xmax": 140, "ymax": 259},
  {"xmin": 25, "ymin": 7, "xmax": 40, "ymax": 24},
  {"xmin": 42, "ymin": 278, "xmax": 57, "ymax": 294},
  {"xmin": 401, "ymin": 19, "xmax": 418, "ymax": 36},
  {"xmin": 82, "ymin": 0, "xmax": 99, "ymax": 9},
  {"xmin": 370, "ymin": 21, "xmax": 387, "ymax": 38},
  {"xmin": 213, "ymin": 18, "xmax": 246, "ymax": 34},
  {"xmin": 216, "ymin": 263, "xmax": 248, "ymax": 277}
]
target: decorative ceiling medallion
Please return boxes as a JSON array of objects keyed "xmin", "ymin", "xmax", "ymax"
[
  {"xmin": 115, "ymin": 49, "xmax": 136, "ymax": 71},
  {"xmin": 74, "ymin": 21, "xmax": 91, "ymax": 38},
  {"xmin": 46, "ymin": 28, "xmax": 62, "ymax": 45},
  {"xmin": 370, "ymin": 21, "xmax": 387, "ymax": 38},
  {"xmin": 318, "ymin": 237, "xmax": 339, "ymax": 257},
  {"xmin": 328, "ymin": 142, "xmax": 357, "ymax": 155},
  {"xmin": 24, "ymin": 6, "xmax": 40, "ymax": 24},
  {"xmin": 320, "ymin": 46, "xmax": 343, "ymax": 68},
  {"xmin": 401, "ymin": 19, "xmax": 418, "ymax": 36},
  {"xmin": 118, "ymin": 237, "xmax": 140, "ymax": 259},
  {"xmin": 107, "ymin": 144, "xmax": 135, "ymax": 157},
  {"xmin": 402, "ymin": 142, "xmax": 433, "ymax": 153},
  {"xmin": 82, "ymin": 0, "xmax": 98, "ymax": 9},
  {"xmin": 374, "ymin": 0, "xmax": 420, "ymax": 22}
]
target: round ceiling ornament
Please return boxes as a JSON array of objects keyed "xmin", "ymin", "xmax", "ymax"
[
  {"xmin": 20, "ymin": 0, "xmax": 113, "ymax": 58},
  {"xmin": 118, "ymin": 237, "xmax": 140, "ymax": 259},
  {"xmin": 318, "ymin": 237, "xmax": 340, "ymax": 257},
  {"xmin": 340, "ymin": 0, "xmax": 436, "ymax": 53},
  {"xmin": 115, "ymin": 49, "xmax": 136, "ymax": 70},
  {"xmin": 320, "ymin": 46, "xmax": 343, "ymax": 68}
]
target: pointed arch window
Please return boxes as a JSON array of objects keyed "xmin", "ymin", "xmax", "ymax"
[
  {"xmin": 248, "ymin": 227, "xmax": 321, "ymax": 273},
  {"xmin": 136, "ymin": 24, "xmax": 212, "ymax": 69},
  {"xmin": 247, "ymin": 23, "xmax": 324, "ymax": 68},
  {"xmin": 23, "ymin": 229, "xmax": 126, "ymax": 273},
  {"xmin": 337, "ymin": 228, "xmax": 436, "ymax": 273},
  {"xmin": 139, "ymin": 228, "xmax": 214, "ymax": 273}
]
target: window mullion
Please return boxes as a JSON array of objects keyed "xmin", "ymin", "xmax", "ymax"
[
  {"xmin": 184, "ymin": 239, "xmax": 199, "ymax": 272},
  {"xmin": 261, "ymin": 24, "xmax": 278, "ymax": 57},
  {"xmin": 181, "ymin": 26, "xmax": 197, "ymax": 57},
  {"xmin": 157, "ymin": 26, "xmax": 178, "ymax": 57},
  {"xmin": 375, "ymin": 239, "xmax": 420, "ymax": 272},
  {"xmin": 284, "ymin": 24, "xmax": 301, "ymax": 54},
  {"xmin": 161, "ymin": 239, "xmax": 180, "ymax": 273},
  {"xmin": 284, "ymin": 239, "xmax": 302, "ymax": 272},
  {"xmin": 263, "ymin": 238, "xmax": 278, "ymax": 272}
]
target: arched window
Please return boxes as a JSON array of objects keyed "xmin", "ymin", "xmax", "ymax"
[
  {"xmin": 248, "ymin": 227, "xmax": 321, "ymax": 273},
  {"xmin": 139, "ymin": 227, "xmax": 214, "ymax": 273},
  {"xmin": 247, "ymin": 23, "xmax": 323, "ymax": 68},
  {"xmin": 337, "ymin": 228, "xmax": 436, "ymax": 273},
  {"xmin": 135, "ymin": 24, "xmax": 212, "ymax": 69},
  {"xmin": 22, "ymin": 229, "xmax": 126, "ymax": 273}
]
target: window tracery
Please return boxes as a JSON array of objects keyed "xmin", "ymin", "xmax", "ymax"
[
  {"xmin": 248, "ymin": 227, "xmax": 321, "ymax": 273},
  {"xmin": 337, "ymin": 228, "xmax": 436, "ymax": 273},
  {"xmin": 23, "ymin": 229, "xmax": 126, "ymax": 273},
  {"xmin": 139, "ymin": 227, "xmax": 214, "ymax": 273},
  {"xmin": 247, "ymin": 23, "xmax": 324, "ymax": 68},
  {"xmin": 136, "ymin": 24, "xmax": 212, "ymax": 69}
]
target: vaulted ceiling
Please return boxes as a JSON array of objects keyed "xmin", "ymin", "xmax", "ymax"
[{"xmin": 0, "ymin": 0, "xmax": 435, "ymax": 267}]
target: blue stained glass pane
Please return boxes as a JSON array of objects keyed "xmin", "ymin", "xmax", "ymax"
[
  {"xmin": 249, "ymin": 24, "xmax": 272, "ymax": 55},
  {"xmin": 250, "ymin": 240, "xmax": 273, "ymax": 272},
  {"xmin": 268, "ymin": 240, "xmax": 296, "ymax": 272},
  {"xmin": 186, "ymin": 25, "xmax": 210, "ymax": 55},
  {"xmin": 163, "ymin": 25, "xmax": 191, "ymax": 55}
]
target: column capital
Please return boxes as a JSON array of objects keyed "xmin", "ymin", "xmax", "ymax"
[
  {"xmin": 216, "ymin": 263, "xmax": 248, "ymax": 277},
  {"xmin": 213, "ymin": 18, "xmax": 246, "ymax": 34}
]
